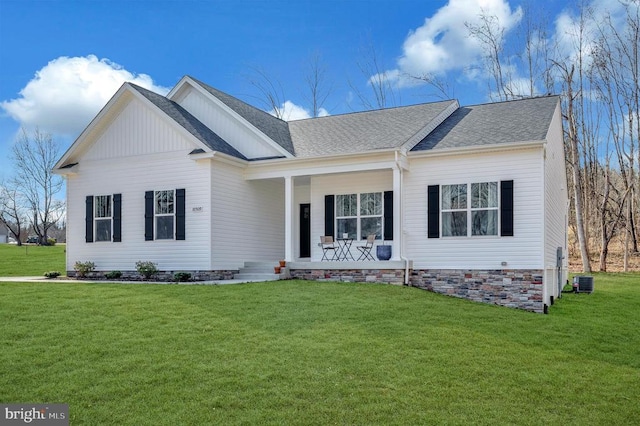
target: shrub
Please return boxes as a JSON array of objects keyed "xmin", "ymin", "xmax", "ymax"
[
  {"xmin": 47, "ymin": 238, "xmax": 57, "ymax": 246},
  {"xmin": 174, "ymin": 272, "xmax": 192, "ymax": 282},
  {"xmin": 136, "ymin": 261, "xmax": 158, "ymax": 280},
  {"xmin": 74, "ymin": 261, "xmax": 96, "ymax": 278},
  {"xmin": 44, "ymin": 271, "xmax": 60, "ymax": 279},
  {"xmin": 105, "ymin": 270, "xmax": 122, "ymax": 280}
]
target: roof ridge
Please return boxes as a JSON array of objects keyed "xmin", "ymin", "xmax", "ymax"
[
  {"xmin": 289, "ymin": 99, "xmax": 458, "ymax": 123},
  {"xmin": 463, "ymin": 94, "xmax": 560, "ymax": 108}
]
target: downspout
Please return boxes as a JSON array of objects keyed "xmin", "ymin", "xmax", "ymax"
[{"xmin": 395, "ymin": 151, "xmax": 410, "ymax": 285}]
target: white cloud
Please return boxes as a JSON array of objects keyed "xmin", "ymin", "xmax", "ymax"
[
  {"xmin": 270, "ymin": 100, "xmax": 329, "ymax": 121},
  {"xmin": 0, "ymin": 55, "xmax": 169, "ymax": 136},
  {"xmin": 384, "ymin": 0, "xmax": 523, "ymax": 85}
]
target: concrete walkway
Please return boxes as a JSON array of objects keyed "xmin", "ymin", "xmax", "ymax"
[{"xmin": 0, "ymin": 276, "xmax": 276, "ymax": 285}]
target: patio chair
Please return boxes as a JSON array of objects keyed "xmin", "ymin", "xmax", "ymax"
[
  {"xmin": 320, "ymin": 236, "xmax": 338, "ymax": 261},
  {"xmin": 356, "ymin": 234, "xmax": 376, "ymax": 261}
]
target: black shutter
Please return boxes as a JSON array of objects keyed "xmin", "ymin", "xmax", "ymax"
[
  {"xmin": 500, "ymin": 180, "xmax": 514, "ymax": 236},
  {"xmin": 85, "ymin": 196, "xmax": 94, "ymax": 243},
  {"xmin": 427, "ymin": 185, "xmax": 440, "ymax": 238},
  {"xmin": 113, "ymin": 194, "xmax": 122, "ymax": 242},
  {"xmin": 145, "ymin": 191, "xmax": 154, "ymax": 241},
  {"xmin": 324, "ymin": 195, "xmax": 335, "ymax": 237},
  {"xmin": 176, "ymin": 188, "xmax": 186, "ymax": 240},
  {"xmin": 383, "ymin": 191, "xmax": 393, "ymax": 240}
]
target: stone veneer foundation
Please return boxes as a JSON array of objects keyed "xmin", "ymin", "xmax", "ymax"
[
  {"xmin": 409, "ymin": 269, "xmax": 545, "ymax": 313},
  {"xmin": 290, "ymin": 267, "xmax": 544, "ymax": 313},
  {"xmin": 289, "ymin": 268, "xmax": 405, "ymax": 284}
]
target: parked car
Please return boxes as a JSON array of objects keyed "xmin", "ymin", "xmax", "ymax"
[
  {"xmin": 26, "ymin": 236, "xmax": 39, "ymax": 244},
  {"xmin": 8, "ymin": 237, "xmax": 17, "ymax": 244}
]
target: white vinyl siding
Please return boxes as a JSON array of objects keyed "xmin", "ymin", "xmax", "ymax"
[
  {"xmin": 210, "ymin": 161, "xmax": 285, "ymax": 269},
  {"xmin": 543, "ymin": 102, "xmax": 569, "ymax": 303},
  {"xmin": 404, "ymin": 147, "xmax": 545, "ymax": 270}
]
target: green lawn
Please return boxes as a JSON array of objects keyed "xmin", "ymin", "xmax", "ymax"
[
  {"xmin": 1, "ymin": 276, "xmax": 638, "ymax": 425},
  {"xmin": 0, "ymin": 244, "xmax": 66, "ymax": 276}
]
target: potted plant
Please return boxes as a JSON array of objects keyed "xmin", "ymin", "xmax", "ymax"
[
  {"xmin": 274, "ymin": 266, "xmax": 282, "ymax": 274},
  {"xmin": 376, "ymin": 240, "xmax": 392, "ymax": 260},
  {"xmin": 279, "ymin": 260, "xmax": 286, "ymax": 268}
]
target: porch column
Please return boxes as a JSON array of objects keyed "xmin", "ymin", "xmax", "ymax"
[
  {"xmin": 392, "ymin": 167, "xmax": 401, "ymax": 260},
  {"xmin": 284, "ymin": 175, "xmax": 294, "ymax": 262}
]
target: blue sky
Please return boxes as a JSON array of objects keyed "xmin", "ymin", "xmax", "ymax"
[{"xmin": 0, "ymin": 0, "xmax": 580, "ymax": 178}]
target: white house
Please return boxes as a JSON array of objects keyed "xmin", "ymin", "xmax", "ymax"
[{"xmin": 54, "ymin": 76, "xmax": 568, "ymax": 313}]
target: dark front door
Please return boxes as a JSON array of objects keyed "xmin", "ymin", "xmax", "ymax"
[{"xmin": 300, "ymin": 203, "xmax": 311, "ymax": 258}]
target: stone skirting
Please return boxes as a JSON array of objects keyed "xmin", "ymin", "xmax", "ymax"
[
  {"xmin": 409, "ymin": 269, "xmax": 545, "ymax": 313},
  {"xmin": 290, "ymin": 268, "xmax": 405, "ymax": 284}
]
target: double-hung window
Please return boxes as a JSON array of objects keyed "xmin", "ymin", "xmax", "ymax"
[
  {"xmin": 441, "ymin": 182, "xmax": 498, "ymax": 237},
  {"xmin": 336, "ymin": 192, "xmax": 383, "ymax": 239},
  {"xmin": 155, "ymin": 190, "xmax": 175, "ymax": 240},
  {"xmin": 94, "ymin": 195, "xmax": 112, "ymax": 242}
]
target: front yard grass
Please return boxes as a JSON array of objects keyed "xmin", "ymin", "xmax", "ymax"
[
  {"xmin": 1, "ymin": 275, "xmax": 638, "ymax": 425},
  {"xmin": 0, "ymin": 244, "xmax": 66, "ymax": 276}
]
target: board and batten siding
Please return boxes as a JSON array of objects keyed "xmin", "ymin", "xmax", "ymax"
[
  {"xmin": 404, "ymin": 147, "xmax": 545, "ymax": 270},
  {"xmin": 83, "ymin": 97, "xmax": 189, "ymax": 161},
  {"xmin": 543, "ymin": 102, "xmax": 569, "ymax": 302},
  {"xmin": 210, "ymin": 161, "xmax": 285, "ymax": 269},
  {"xmin": 310, "ymin": 170, "xmax": 392, "ymax": 261},
  {"xmin": 66, "ymin": 98, "xmax": 212, "ymax": 272},
  {"xmin": 178, "ymin": 88, "xmax": 282, "ymax": 159}
]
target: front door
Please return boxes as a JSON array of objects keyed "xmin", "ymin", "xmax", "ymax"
[{"xmin": 300, "ymin": 203, "xmax": 311, "ymax": 258}]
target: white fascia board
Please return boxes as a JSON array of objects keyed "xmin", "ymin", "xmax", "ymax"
[
  {"xmin": 54, "ymin": 82, "xmax": 132, "ymax": 170},
  {"xmin": 408, "ymin": 140, "xmax": 545, "ymax": 159},
  {"xmin": 400, "ymin": 99, "xmax": 460, "ymax": 153},
  {"xmin": 172, "ymin": 76, "xmax": 293, "ymax": 158}
]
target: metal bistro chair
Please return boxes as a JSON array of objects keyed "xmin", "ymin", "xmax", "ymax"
[
  {"xmin": 320, "ymin": 236, "xmax": 338, "ymax": 261},
  {"xmin": 356, "ymin": 234, "xmax": 376, "ymax": 261}
]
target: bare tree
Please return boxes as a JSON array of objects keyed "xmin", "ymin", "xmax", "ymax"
[
  {"xmin": 0, "ymin": 181, "xmax": 26, "ymax": 245},
  {"xmin": 556, "ymin": 62, "xmax": 593, "ymax": 272},
  {"xmin": 466, "ymin": 12, "xmax": 514, "ymax": 101},
  {"xmin": 11, "ymin": 128, "xmax": 64, "ymax": 245},
  {"xmin": 243, "ymin": 66, "xmax": 288, "ymax": 119},
  {"xmin": 301, "ymin": 51, "xmax": 334, "ymax": 117},
  {"xmin": 348, "ymin": 40, "xmax": 399, "ymax": 110}
]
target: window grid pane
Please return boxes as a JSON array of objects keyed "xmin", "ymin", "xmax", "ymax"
[
  {"xmin": 95, "ymin": 195, "xmax": 111, "ymax": 218},
  {"xmin": 442, "ymin": 184, "xmax": 467, "ymax": 210},
  {"xmin": 336, "ymin": 194, "xmax": 357, "ymax": 217},
  {"xmin": 155, "ymin": 190, "xmax": 174, "ymax": 215},
  {"xmin": 360, "ymin": 192, "xmax": 382, "ymax": 216},
  {"xmin": 156, "ymin": 216, "xmax": 174, "ymax": 240}
]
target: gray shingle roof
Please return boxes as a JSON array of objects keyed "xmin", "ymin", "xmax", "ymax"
[
  {"xmin": 129, "ymin": 83, "xmax": 247, "ymax": 160},
  {"xmin": 288, "ymin": 100, "xmax": 457, "ymax": 158},
  {"xmin": 412, "ymin": 96, "xmax": 560, "ymax": 152},
  {"xmin": 187, "ymin": 76, "xmax": 294, "ymax": 155}
]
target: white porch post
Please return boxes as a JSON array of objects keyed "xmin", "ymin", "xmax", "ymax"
[
  {"xmin": 392, "ymin": 167, "xmax": 401, "ymax": 260},
  {"xmin": 284, "ymin": 175, "xmax": 294, "ymax": 262}
]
